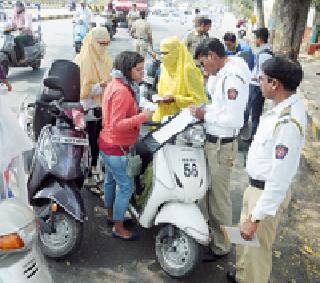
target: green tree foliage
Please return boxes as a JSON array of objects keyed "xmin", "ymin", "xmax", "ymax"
[{"xmin": 313, "ymin": 0, "xmax": 320, "ymax": 12}]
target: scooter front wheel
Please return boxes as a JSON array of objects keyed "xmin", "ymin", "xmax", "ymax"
[
  {"xmin": 155, "ymin": 225, "xmax": 199, "ymax": 278},
  {"xmin": 39, "ymin": 210, "xmax": 83, "ymax": 259}
]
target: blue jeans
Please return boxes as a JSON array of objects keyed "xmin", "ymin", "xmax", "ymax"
[
  {"xmin": 244, "ymin": 84, "xmax": 265, "ymax": 138},
  {"xmin": 100, "ymin": 151, "xmax": 133, "ymax": 221}
]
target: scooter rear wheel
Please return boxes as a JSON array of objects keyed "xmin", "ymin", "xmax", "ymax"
[
  {"xmin": 39, "ymin": 210, "xmax": 83, "ymax": 259},
  {"xmin": 155, "ymin": 225, "xmax": 199, "ymax": 278}
]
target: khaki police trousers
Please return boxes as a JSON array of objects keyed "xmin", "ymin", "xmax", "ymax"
[
  {"xmin": 205, "ymin": 140, "xmax": 236, "ymax": 255},
  {"xmin": 236, "ymin": 186, "xmax": 291, "ymax": 283},
  {"xmin": 135, "ymin": 39, "xmax": 149, "ymax": 58}
]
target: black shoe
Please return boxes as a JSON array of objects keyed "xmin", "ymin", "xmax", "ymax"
[
  {"xmin": 202, "ymin": 250, "xmax": 226, "ymax": 262},
  {"xmin": 226, "ymin": 271, "xmax": 237, "ymax": 282}
]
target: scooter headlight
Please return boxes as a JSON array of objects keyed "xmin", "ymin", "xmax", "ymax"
[
  {"xmin": 176, "ymin": 125, "xmax": 205, "ymax": 147},
  {"xmin": 38, "ymin": 128, "xmax": 57, "ymax": 169},
  {"xmin": 0, "ymin": 220, "xmax": 37, "ymax": 251}
]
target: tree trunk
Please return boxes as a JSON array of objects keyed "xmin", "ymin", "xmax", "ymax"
[
  {"xmin": 271, "ymin": 0, "xmax": 312, "ymax": 60},
  {"xmin": 256, "ymin": 0, "xmax": 265, "ymax": 28}
]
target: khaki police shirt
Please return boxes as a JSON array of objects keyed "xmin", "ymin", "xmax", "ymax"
[
  {"xmin": 184, "ymin": 30, "xmax": 209, "ymax": 57},
  {"xmin": 131, "ymin": 19, "xmax": 152, "ymax": 41}
]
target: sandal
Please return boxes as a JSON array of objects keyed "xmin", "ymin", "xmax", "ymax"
[{"xmin": 112, "ymin": 230, "xmax": 140, "ymax": 241}]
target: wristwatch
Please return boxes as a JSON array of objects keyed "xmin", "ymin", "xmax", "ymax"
[{"xmin": 249, "ymin": 214, "xmax": 260, "ymax": 223}]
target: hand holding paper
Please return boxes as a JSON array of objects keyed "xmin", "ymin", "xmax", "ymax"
[{"xmin": 221, "ymin": 226, "xmax": 260, "ymax": 247}]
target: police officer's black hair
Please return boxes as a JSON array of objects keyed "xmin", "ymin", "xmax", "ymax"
[
  {"xmin": 196, "ymin": 16, "xmax": 212, "ymax": 27},
  {"xmin": 195, "ymin": 8, "xmax": 200, "ymax": 14},
  {"xmin": 262, "ymin": 56, "xmax": 303, "ymax": 92},
  {"xmin": 113, "ymin": 51, "xmax": 144, "ymax": 82},
  {"xmin": 140, "ymin": 10, "xmax": 146, "ymax": 19},
  {"xmin": 223, "ymin": 32, "xmax": 236, "ymax": 43},
  {"xmin": 195, "ymin": 38, "xmax": 226, "ymax": 59},
  {"xmin": 255, "ymin": 28, "xmax": 269, "ymax": 43}
]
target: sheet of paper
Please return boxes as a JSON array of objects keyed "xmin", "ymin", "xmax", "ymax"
[
  {"xmin": 221, "ymin": 226, "xmax": 260, "ymax": 247},
  {"xmin": 152, "ymin": 108, "xmax": 197, "ymax": 144}
]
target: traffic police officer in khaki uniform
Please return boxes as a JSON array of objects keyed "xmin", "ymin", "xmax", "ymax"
[
  {"xmin": 227, "ymin": 56, "xmax": 306, "ymax": 283},
  {"xmin": 184, "ymin": 16, "xmax": 211, "ymax": 58},
  {"xmin": 191, "ymin": 38, "xmax": 250, "ymax": 261},
  {"xmin": 130, "ymin": 11, "xmax": 153, "ymax": 57}
]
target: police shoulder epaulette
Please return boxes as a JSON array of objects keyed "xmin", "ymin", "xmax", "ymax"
[
  {"xmin": 222, "ymin": 73, "xmax": 245, "ymax": 94},
  {"xmin": 274, "ymin": 106, "xmax": 303, "ymax": 136}
]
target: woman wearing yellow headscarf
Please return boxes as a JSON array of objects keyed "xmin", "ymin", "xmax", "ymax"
[
  {"xmin": 153, "ymin": 36, "xmax": 208, "ymax": 122},
  {"xmin": 75, "ymin": 27, "xmax": 113, "ymax": 179}
]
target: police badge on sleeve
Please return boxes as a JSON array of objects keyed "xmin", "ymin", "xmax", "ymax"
[{"xmin": 275, "ymin": 144, "xmax": 289, "ymax": 160}]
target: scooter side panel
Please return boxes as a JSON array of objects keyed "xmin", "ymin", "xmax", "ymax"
[
  {"xmin": 0, "ymin": 242, "xmax": 53, "ymax": 283},
  {"xmin": 33, "ymin": 181, "xmax": 84, "ymax": 221},
  {"xmin": 164, "ymin": 145, "xmax": 208, "ymax": 202},
  {"xmin": 155, "ymin": 202, "xmax": 210, "ymax": 245}
]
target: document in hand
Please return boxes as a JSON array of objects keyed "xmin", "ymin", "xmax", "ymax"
[
  {"xmin": 221, "ymin": 226, "xmax": 260, "ymax": 247},
  {"xmin": 152, "ymin": 108, "xmax": 197, "ymax": 144}
]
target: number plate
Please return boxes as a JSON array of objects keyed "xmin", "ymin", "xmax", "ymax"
[{"xmin": 51, "ymin": 135, "xmax": 89, "ymax": 146}]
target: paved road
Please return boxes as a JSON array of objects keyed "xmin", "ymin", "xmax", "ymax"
[{"xmin": 2, "ymin": 13, "xmax": 314, "ymax": 283}]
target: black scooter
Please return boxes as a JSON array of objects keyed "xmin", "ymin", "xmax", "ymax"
[{"xmin": 28, "ymin": 60, "xmax": 89, "ymax": 259}]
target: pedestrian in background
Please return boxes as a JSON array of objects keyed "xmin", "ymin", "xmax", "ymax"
[
  {"xmin": 227, "ymin": 56, "xmax": 305, "ymax": 283},
  {"xmin": 191, "ymin": 38, "xmax": 250, "ymax": 261},
  {"xmin": 75, "ymin": 27, "xmax": 112, "ymax": 180},
  {"xmin": 243, "ymin": 28, "xmax": 273, "ymax": 141},
  {"xmin": 99, "ymin": 51, "xmax": 153, "ymax": 240},
  {"xmin": 130, "ymin": 11, "xmax": 153, "ymax": 57},
  {"xmin": 152, "ymin": 36, "xmax": 208, "ymax": 122},
  {"xmin": 223, "ymin": 32, "xmax": 254, "ymax": 71},
  {"xmin": 0, "ymin": 64, "xmax": 12, "ymax": 92},
  {"xmin": 185, "ymin": 16, "xmax": 212, "ymax": 58}
]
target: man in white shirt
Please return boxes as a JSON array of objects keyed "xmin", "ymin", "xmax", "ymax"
[
  {"xmin": 130, "ymin": 11, "xmax": 153, "ymax": 57},
  {"xmin": 243, "ymin": 27, "xmax": 273, "ymax": 141},
  {"xmin": 227, "ymin": 56, "xmax": 306, "ymax": 283},
  {"xmin": 191, "ymin": 38, "xmax": 250, "ymax": 260}
]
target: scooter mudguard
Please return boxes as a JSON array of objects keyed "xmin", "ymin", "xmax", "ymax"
[
  {"xmin": 155, "ymin": 202, "xmax": 210, "ymax": 245},
  {"xmin": 33, "ymin": 181, "xmax": 84, "ymax": 222}
]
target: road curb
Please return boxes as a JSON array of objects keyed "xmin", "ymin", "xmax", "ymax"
[{"xmin": 32, "ymin": 14, "xmax": 73, "ymax": 22}]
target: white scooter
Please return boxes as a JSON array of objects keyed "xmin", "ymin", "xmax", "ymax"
[
  {"xmin": 129, "ymin": 110, "xmax": 210, "ymax": 278},
  {"xmin": 0, "ymin": 97, "xmax": 52, "ymax": 283}
]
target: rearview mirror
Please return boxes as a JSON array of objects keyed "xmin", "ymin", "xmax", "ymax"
[
  {"xmin": 43, "ymin": 76, "xmax": 64, "ymax": 100},
  {"xmin": 44, "ymin": 76, "xmax": 63, "ymax": 91}
]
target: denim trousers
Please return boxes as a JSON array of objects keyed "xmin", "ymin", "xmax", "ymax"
[
  {"xmin": 100, "ymin": 151, "xmax": 133, "ymax": 221},
  {"xmin": 244, "ymin": 84, "xmax": 265, "ymax": 138}
]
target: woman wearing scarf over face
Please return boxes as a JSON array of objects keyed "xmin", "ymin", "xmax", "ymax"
[
  {"xmin": 99, "ymin": 51, "xmax": 154, "ymax": 240},
  {"xmin": 75, "ymin": 27, "xmax": 112, "ymax": 180},
  {"xmin": 153, "ymin": 36, "xmax": 208, "ymax": 122}
]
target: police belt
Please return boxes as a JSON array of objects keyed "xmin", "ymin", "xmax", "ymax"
[
  {"xmin": 249, "ymin": 177, "xmax": 265, "ymax": 190},
  {"xmin": 206, "ymin": 134, "xmax": 235, "ymax": 144}
]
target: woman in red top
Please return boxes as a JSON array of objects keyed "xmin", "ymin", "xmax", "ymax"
[{"xmin": 99, "ymin": 51, "xmax": 153, "ymax": 240}]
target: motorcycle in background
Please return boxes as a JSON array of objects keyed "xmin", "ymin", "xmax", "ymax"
[{"xmin": 0, "ymin": 15, "xmax": 45, "ymax": 75}]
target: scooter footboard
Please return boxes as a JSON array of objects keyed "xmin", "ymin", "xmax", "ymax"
[
  {"xmin": 155, "ymin": 202, "xmax": 210, "ymax": 245},
  {"xmin": 33, "ymin": 181, "xmax": 84, "ymax": 221}
]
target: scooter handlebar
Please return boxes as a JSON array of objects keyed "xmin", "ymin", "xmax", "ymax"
[
  {"xmin": 36, "ymin": 101, "xmax": 74, "ymax": 127},
  {"xmin": 143, "ymin": 121, "xmax": 161, "ymax": 127}
]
